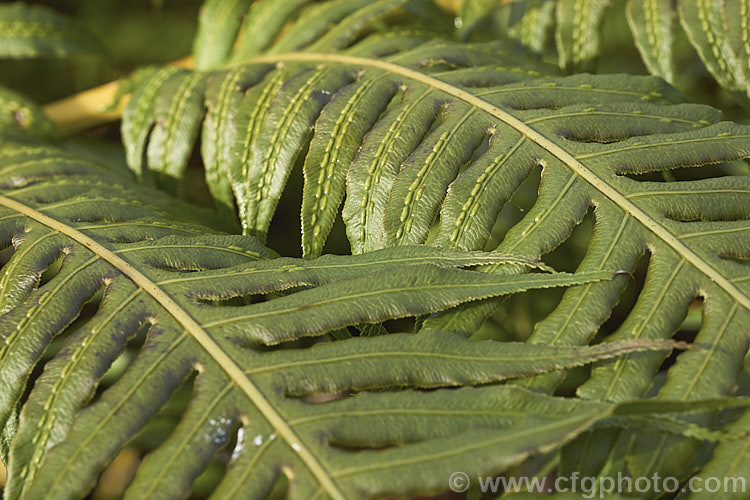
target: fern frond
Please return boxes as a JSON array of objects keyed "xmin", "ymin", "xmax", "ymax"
[
  {"xmin": 626, "ymin": 0, "xmax": 675, "ymax": 84},
  {"xmin": 1, "ymin": 135, "xmax": 712, "ymax": 498},
  {"xmin": 553, "ymin": 0, "xmax": 611, "ymax": 72},
  {"xmin": 460, "ymin": 0, "xmax": 750, "ymax": 97},
  {"xmin": 677, "ymin": 0, "xmax": 750, "ymax": 95},
  {"xmin": 191, "ymin": 0, "xmax": 447, "ymax": 71},
  {"xmin": 126, "ymin": 0, "xmax": 750, "ymax": 397},
  {"xmin": 109, "ymin": 0, "xmax": 750, "ymax": 491},
  {"xmin": 687, "ymin": 410, "xmax": 750, "ymax": 499},
  {"xmin": 0, "ymin": 2, "xmax": 104, "ymax": 59},
  {"xmin": 0, "ymin": 85, "xmax": 58, "ymax": 140},
  {"xmin": 457, "ymin": 0, "xmax": 607, "ymax": 72}
]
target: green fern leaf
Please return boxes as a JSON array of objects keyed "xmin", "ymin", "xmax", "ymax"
[
  {"xmin": 0, "ymin": 85, "xmax": 58, "ymax": 140},
  {"xmin": 554, "ymin": 0, "xmax": 611, "ymax": 72},
  {"xmin": 192, "ymin": 0, "xmax": 254, "ymax": 70},
  {"xmin": 460, "ymin": 0, "xmax": 750, "ymax": 97},
  {"xmin": 678, "ymin": 0, "xmax": 749, "ymax": 96},
  {"xmin": 228, "ymin": 0, "xmax": 310, "ymax": 63},
  {"xmin": 458, "ymin": 0, "xmax": 610, "ymax": 71},
  {"xmin": 123, "ymin": 0, "xmax": 750, "ymax": 407},
  {"xmin": 2, "ymin": 135, "xmax": 710, "ymax": 499},
  {"xmin": 121, "ymin": 66, "xmax": 182, "ymax": 180},
  {"xmin": 720, "ymin": 0, "xmax": 750, "ymax": 99},
  {"xmin": 147, "ymin": 72, "xmax": 208, "ymax": 197},
  {"xmin": 687, "ymin": 411, "xmax": 750, "ymax": 499},
  {"xmin": 511, "ymin": 0, "xmax": 556, "ymax": 54},
  {"xmin": 0, "ymin": 2, "xmax": 104, "ymax": 59},
  {"xmin": 115, "ymin": 2, "xmax": 750, "ymax": 490},
  {"xmin": 627, "ymin": 0, "xmax": 676, "ymax": 84}
]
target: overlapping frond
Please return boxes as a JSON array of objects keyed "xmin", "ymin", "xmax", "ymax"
[
  {"xmin": 0, "ymin": 136, "xmax": 709, "ymax": 499},
  {"xmin": 459, "ymin": 0, "xmax": 750, "ymax": 98},
  {"xmin": 0, "ymin": 2, "xmax": 104, "ymax": 59},
  {"xmin": 0, "ymin": 2, "xmax": 104, "ymax": 141}
]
